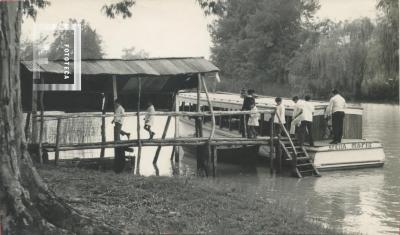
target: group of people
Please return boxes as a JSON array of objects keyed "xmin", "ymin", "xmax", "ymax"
[
  {"xmin": 112, "ymin": 99, "xmax": 156, "ymax": 140},
  {"xmin": 241, "ymin": 88, "xmax": 347, "ymax": 146}
]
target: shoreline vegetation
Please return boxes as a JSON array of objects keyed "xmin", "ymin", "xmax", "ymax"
[
  {"xmin": 38, "ymin": 165, "xmax": 342, "ymax": 234},
  {"xmin": 210, "ymin": 0, "xmax": 398, "ymax": 103}
]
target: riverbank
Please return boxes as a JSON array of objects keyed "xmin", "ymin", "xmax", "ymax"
[{"xmin": 38, "ymin": 165, "xmax": 342, "ymax": 234}]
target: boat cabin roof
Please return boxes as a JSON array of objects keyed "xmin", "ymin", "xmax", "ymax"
[{"xmin": 178, "ymin": 92, "xmax": 363, "ymax": 116}]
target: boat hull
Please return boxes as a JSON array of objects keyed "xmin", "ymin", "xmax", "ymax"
[
  {"xmin": 306, "ymin": 141, "xmax": 385, "ymax": 171},
  {"xmin": 179, "ymin": 117, "xmax": 385, "ymax": 170}
]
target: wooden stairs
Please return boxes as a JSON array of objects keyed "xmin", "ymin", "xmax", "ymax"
[{"xmin": 279, "ymin": 137, "xmax": 320, "ymax": 178}]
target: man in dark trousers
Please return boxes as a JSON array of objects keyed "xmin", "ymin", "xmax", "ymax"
[
  {"xmin": 298, "ymin": 95, "xmax": 315, "ymax": 147},
  {"xmin": 240, "ymin": 89, "xmax": 256, "ymax": 137},
  {"xmin": 325, "ymin": 89, "xmax": 347, "ymax": 144}
]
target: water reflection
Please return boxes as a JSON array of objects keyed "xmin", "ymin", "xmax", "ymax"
[{"xmin": 42, "ymin": 103, "xmax": 399, "ymax": 234}]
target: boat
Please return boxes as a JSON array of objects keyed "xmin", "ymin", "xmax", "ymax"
[{"xmin": 176, "ymin": 91, "xmax": 385, "ymax": 171}]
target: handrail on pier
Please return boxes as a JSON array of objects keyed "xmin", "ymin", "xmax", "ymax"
[{"xmin": 33, "ymin": 110, "xmax": 274, "ymax": 121}]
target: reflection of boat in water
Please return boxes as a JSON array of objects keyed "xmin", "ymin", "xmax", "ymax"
[{"xmin": 177, "ymin": 92, "xmax": 385, "ymax": 171}]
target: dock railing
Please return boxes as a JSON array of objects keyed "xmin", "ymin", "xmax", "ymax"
[{"xmin": 31, "ymin": 109, "xmax": 276, "ymax": 172}]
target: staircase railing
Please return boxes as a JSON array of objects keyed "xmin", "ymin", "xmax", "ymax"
[{"xmin": 273, "ymin": 107, "xmax": 298, "ymax": 174}]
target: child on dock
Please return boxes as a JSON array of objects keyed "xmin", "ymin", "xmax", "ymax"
[
  {"xmin": 144, "ymin": 101, "xmax": 156, "ymax": 139},
  {"xmin": 248, "ymin": 101, "xmax": 260, "ymax": 138},
  {"xmin": 112, "ymin": 99, "xmax": 130, "ymax": 140}
]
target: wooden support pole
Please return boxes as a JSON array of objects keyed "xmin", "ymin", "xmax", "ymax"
[
  {"xmin": 174, "ymin": 93, "xmax": 180, "ymax": 162},
  {"xmin": 243, "ymin": 114, "xmax": 248, "ymax": 138},
  {"xmin": 270, "ymin": 112, "xmax": 275, "ymax": 174},
  {"xmin": 153, "ymin": 93, "xmax": 176, "ymax": 164},
  {"xmin": 170, "ymin": 145, "xmax": 176, "ymax": 161},
  {"xmin": 260, "ymin": 113, "xmax": 264, "ymax": 136},
  {"xmin": 277, "ymin": 130, "xmax": 282, "ymax": 173},
  {"xmin": 54, "ymin": 118, "xmax": 62, "ymax": 165},
  {"xmin": 38, "ymin": 90, "xmax": 45, "ymax": 164},
  {"xmin": 196, "ymin": 74, "xmax": 203, "ymax": 137},
  {"xmin": 153, "ymin": 115, "xmax": 171, "ymax": 164},
  {"xmin": 206, "ymin": 143, "xmax": 212, "ymax": 176},
  {"xmin": 212, "ymin": 146, "xmax": 217, "ymax": 177},
  {"xmin": 196, "ymin": 74, "xmax": 202, "ymax": 173},
  {"xmin": 136, "ymin": 77, "xmax": 142, "ymax": 175},
  {"xmin": 100, "ymin": 93, "xmax": 106, "ymax": 158},
  {"xmin": 31, "ymin": 86, "xmax": 38, "ymax": 144},
  {"xmin": 24, "ymin": 112, "xmax": 31, "ymax": 141},
  {"xmin": 228, "ymin": 111, "xmax": 232, "ymax": 131}
]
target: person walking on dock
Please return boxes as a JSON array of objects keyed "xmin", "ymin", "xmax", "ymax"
[
  {"xmin": 248, "ymin": 101, "xmax": 260, "ymax": 139},
  {"xmin": 325, "ymin": 89, "xmax": 347, "ymax": 144},
  {"xmin": 144, "ymin": 101, "xmax": 156, "ymax": 139},
  {"xmin": 289, "ymin": 96, "xmax": 303, "ymax": 136},
  {"xmin": 273, "ymin": 97, "xmax": 286, "ymax": 135},
  {"xmin": 112, "ymin": 98, "xmax": 130, "ymax": 140},
  {"xmin": 298, "ymin": 95, "xmax": 315, "ymax": 147}
]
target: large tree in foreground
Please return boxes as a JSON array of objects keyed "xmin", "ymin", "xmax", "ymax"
[{"xmin": 0, "ymin": 1, "xmax": 135, "ymax": 234}]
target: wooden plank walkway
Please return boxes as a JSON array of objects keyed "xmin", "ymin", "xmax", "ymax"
[{"xmin": 41, "ymin": 137, "xmax": 273, "ymax": 152}]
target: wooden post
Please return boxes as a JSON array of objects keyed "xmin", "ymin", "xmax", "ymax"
[
  {"xmin": 31, "ymin": 86, "xmax": 38, "ymax": 144},
  {"xmin": 277, "ymin": 130, "xmax": 282, "ymax": 173},
  {"xmin": 136, "ymin": 77, "xmax": 142, "ymax": 175},
  {"xmin": 260, "ymin": 113, "xmax": 264, "ymax": 136},
  {"xmin": 170, "ymin": 145, "xmax": 176, "ymax": 161},
  {"xmin": 243, "ymin": 114, "xmax": 248, "ymax": 138},
  {"xmin": 112, "ymin": 75, "xmax": 119, "ymax": 167},
  {"xmin": 196, "ymin": 74, "xmax": 203, "ymax": 137},
  {"xmin": 153, "ymin": 116, "xmax": 171, "ymax": 164},
  {"xmin": 100, "ymin": 93, "xmax": 106, "ymax": 158},
  {"xmin": 228, "ymin": 111, "xmax": 232, "ymax": 131},
  {"xmin": 196, "ymin": 74, "xmax": 203, "ymax": 173},
  {"xmin": 24, "ymin": 112, "xmax": 31, "ymax": 141},
  {"xmin": 153, "ymin": 93, "xmax": 176, "ymax": 164},
  {"xmin": 212, "ymin": 146, "xmax": 217, "ymax": 177},
  {"xmin": 270, "ymin": 112, "xmax": 275, "ymax": 174},
  {"xmin": 38, "ymin": 90, "xmax": 45, "ymax": 164},
  {"xmin": 54, "ymin": 118, "xmax": 61, "ymax": 165},
  {"xmin": 206, "ymin": 143, "xmax": 212, "ymax": 176},
  {"xmin": 174, "ymin": 93, "xmax": 180, "ymax": 162}
]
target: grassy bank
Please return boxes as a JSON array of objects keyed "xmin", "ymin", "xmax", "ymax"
[{"xmin": 38, "ymin": 165, "xmax": 341, "ymax": 234}]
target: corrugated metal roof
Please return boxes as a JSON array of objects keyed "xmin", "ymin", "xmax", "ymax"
[{"xmin": 21, "ymin": 57, "xmax": 219, "ymax": 77}]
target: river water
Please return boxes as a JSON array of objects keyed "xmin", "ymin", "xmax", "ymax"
[{"xmin": 49, "ymin": 102, "xmax": 399, "ymax": 234}]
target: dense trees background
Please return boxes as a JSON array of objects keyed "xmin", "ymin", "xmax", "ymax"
[{"xmin": 210, "ymin": 0, "xmax": 399, "ymax": 101}]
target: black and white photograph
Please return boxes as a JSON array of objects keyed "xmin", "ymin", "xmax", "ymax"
[{"xmin": 0, "ymin": 0, "xmax": 399, "ymax": 234}]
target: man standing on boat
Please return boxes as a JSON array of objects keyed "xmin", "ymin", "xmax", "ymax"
[
  {"xmin": 325, "ymin": 89, "xmax": 347, "ymax": 144},
  {"xmin": 298, "ymin": 95, "xmax": 315, "ymax": 147},
  {"xmin": 112, "ymin": 98, "xmax": 130, "ymax": 140}
]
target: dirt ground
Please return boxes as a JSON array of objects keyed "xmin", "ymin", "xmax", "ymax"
[{"xmin": 38, "ymin": 165, "xmax": 341, "ymax": 234}]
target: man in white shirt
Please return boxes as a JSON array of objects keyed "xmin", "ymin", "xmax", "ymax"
[
  {"xmin": 111, "ymin": 99, "xmax": 130, "ymax": 140},
  {"xmin": 273, "ymin": 97, "xmax": 285, "ymax": 136},
  {"xmin": 289, "ymin": 96, "xmax": 303, "ymax": 135},
  {"xmin": 325, "ymin": 89, "xmax": 347, "ymax": 144},
  {"xmin": 298, "ymin": 95, "xmax": 315, "ymax": 146}
]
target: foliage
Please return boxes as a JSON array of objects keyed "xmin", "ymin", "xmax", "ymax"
[
  {"xmin": 210, "ymin": 0, "xmax": 398, "ymax": 101},
  {"xmin": 19, "ymin": 34, "xmax": 49, "ymax": 60},
  {"xmin": 102, "ymin": 0, "xmax": 136, "ymax": 19},
  {"xmin": 121, "ymin": 46, "xmax": 149, "ymax": 59},
  {"xmin": 47, "ymin": 19, "xmax": 104, "ymax": 60},
  {"xmin": 209, "ymin": 0, "xmax": 320, "ymax": 96},
  {"xmin": 22, "ymin": 0, "xmax": 50, "ymax": 19},
  {"xmin": 287, "ymin": 0, "xmax": 398, "ymax": 101}
]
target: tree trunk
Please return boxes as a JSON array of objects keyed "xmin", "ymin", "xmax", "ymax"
[{"xmin": 0, "ymin": 2, "xmax": 119, "ymax": 234}]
